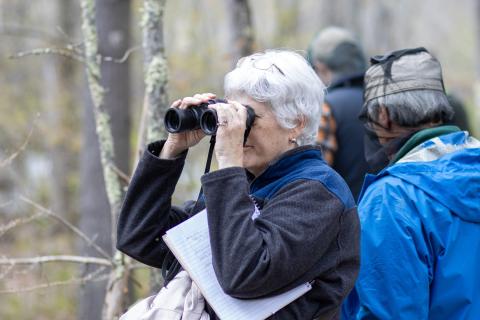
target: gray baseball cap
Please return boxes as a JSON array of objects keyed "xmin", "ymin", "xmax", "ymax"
[
  {"xmin": 307, "ymin": 26, "xmax": 366, "ymax": 74},
  {"xmin": 363, "ymin": 47, "xmax": 445, "ymax": 105}
]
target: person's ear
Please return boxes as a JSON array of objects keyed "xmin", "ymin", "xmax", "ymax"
[
  {"xmin": 313, "ymin": 62, "xmax": 332, "ymax": 85},
  {"xmin": 377, "ymin": 106, "xmax": 391, "ymax": 129},
  {"xmin": 290, "ymin": 116, "xmax": 306, "ymax": 139}
]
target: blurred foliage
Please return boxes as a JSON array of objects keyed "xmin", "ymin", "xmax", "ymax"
[
  {"xmin": 0, "ymin": 0, "xmax": 479, "ymax": 318},
  {"xmin": 0, "ymin": 217, "xmax": 78, "ymax": 319}
]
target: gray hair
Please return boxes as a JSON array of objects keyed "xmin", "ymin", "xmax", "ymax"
[
  {"xmin": 308, "ymin": 26, "xmax": 366, "ymax": 75},
  {"xmin": 224, "ymin": 49, "xmax": 325, "ymax": 145},
  {"xmin": 363, "ymin": 89, "xmax": 454, "ymax": 127}
]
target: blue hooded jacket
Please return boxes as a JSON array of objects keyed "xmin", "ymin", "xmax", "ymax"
[{"xmin": 345, "ymin": 130, "xmax": 480, "ymax": 319}]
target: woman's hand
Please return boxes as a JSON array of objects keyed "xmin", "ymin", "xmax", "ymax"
[
  {"xmin": 210, "ymin": 100, "xmax": 247, "ymax": 169},
  {"xmin": 160, "ymin": 93, "xmax": 216, "ymax": 159}
]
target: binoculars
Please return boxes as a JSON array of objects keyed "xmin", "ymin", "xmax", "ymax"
[{"xmin": 164, "ymin": 99, "xmax": 256, "ymax": 136}]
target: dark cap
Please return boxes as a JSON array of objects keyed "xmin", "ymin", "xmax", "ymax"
[{"xmin": 363, "ymin": 47, "xmax": 445, "ymax": 105}]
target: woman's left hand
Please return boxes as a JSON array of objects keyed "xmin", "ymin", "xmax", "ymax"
[{"xmin": 209, "ymin": 100, "xmax": 247, "ymax": 170}]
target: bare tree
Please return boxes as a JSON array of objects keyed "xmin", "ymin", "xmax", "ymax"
[
  {"xmin": 0, "ymin": 195, "xmax": 112, "ymax": 298},
  {"xmin": 319, "ymin": 0, "xmax": 343, "ymax": 27},
  {"xmin": 134, "ymin": 0, "xmax": 170, "ymax": 293},
  {"xmin": 79, "ymin": 0, "xmax": 130, "ymax": 318},
  {"xmin": 272, "ymin": 0, "xmax": 300, "ymax": 48},
  {"xmin": 78, "ymin": 0, "xmax": 131, "ymax": 317},
  {"xmin": 1, "ymin": 0, "xmax": 164, "ymax": 317},
  {"xmin": 42, "ymin": 0, "xmax": 80, "ymax": 222},
  {"xmin": 76, "ymin": 0, "xmax": 131, "ymax": 316},
  {"xmin": 317, "ymin": 0, "xmax": 363, "ymax": 36},
  {"xmin": 136, "ymin": 0, "xmax": 169, "ymax": 159},
  {"xmin": 80, "ymin": 0, "xmax": 169, "ymax": 318},
  {"xmin": 225, "ymin": 0, "xmax": 254, "ymax": 66}
]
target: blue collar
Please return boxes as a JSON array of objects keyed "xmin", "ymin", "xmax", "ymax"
[{"xmin": 250, "ymin": 146, "xmax": 355, "ymax": 209}]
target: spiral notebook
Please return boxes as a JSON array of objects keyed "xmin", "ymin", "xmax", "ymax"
[{"xmin": 163, "ymin": 209, "xmax": 312, "ymax": 320}]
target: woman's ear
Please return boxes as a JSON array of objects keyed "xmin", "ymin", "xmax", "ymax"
[{"xmin": 292, "ymin": 116, "xmax": 306, "ymax": 137}]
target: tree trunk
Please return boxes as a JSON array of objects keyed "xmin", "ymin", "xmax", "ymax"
[
  {"xmin": 42, "ymin": 57, "xmax": 71, "ymax": 221},
  {"xmin": 78, "ymin": 78, "xmax": 112, "ymax": 320},
  {"xmin": 42, "ymin": 0, "xmax": 78, "ymax": 222},
  {"xmin": 318, "ymin": 0, "xmax": 362, "ymax": 33},
  {"xmin": 375, "ymin": 2, "xmax": 394, "ymax": 53},
  {"xmin": 271, "ymin": 0, "xmax": 298, "ymax": 47},
  {"xmin": 320, "ymin": 0, "xmax": 342, "ymax": 27},
  {"xmin": 97, "ymin": 0, "xmax": 131, "ymax": 180},
  {"xmin": 136, "ymin": 0, "xmax": 169, "ymax": 160},
  {"xmin": 78, "ymin": 0, "xmax": 131, "ymax": 319},
  {"xmin": 136, "ymin": 0, "xmax": 169, "ymax": 293},
  {"xmin": 225, "ymin": 0, "xmax": 254, "ymax": 66}
]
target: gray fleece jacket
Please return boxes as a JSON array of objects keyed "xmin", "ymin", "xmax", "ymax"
[{"xmin": 117, "ymin": 140, "xmax": 360, "ymax": 319}]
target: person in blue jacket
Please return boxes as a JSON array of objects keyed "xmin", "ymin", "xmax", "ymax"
[{"xmin": 343, "ymin": 47, "xmax": 480, "ymax": 319}]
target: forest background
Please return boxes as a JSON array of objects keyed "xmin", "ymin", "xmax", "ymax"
[{"xmin": 1, "ymin": 0, "xmax": 479, "ymax": 319}]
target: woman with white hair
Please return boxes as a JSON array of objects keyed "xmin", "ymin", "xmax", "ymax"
[{"xmin": 117, "ymin": 50, "xmax": 359, "ymax": 319}]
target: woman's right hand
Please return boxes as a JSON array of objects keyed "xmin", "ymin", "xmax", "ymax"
[{"xmin": 159, "ymin": 93, "xmax": 216, "ymax": 159}]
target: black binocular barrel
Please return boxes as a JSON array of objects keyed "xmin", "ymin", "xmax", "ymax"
[
  {"xmin": 164, "ymin": 106, "xmax": 206, "ymax": 133},
  {"xmin": 164, "ymin": 99, "xmax": 255, "ymax": 137},
  {"xmin": 200, "ymin": 109, "xmax": 220, "ymax": 135}
]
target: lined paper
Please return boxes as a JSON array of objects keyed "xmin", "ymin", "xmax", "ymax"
[{"xmin": 163, "ymin": 209, "xmax": 311, "ymax": 320}]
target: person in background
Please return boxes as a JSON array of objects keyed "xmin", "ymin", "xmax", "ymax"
[
  {"xmin": 344, "ymin": 47, "xmax": 480, "ymax": 319},
  {"xmin": 307, "ymin": 26, "xmax": 369, "ymax": 200},
  {"xmin": 117, "ymin": 49, "xmax": 360, "ymax": 319}
]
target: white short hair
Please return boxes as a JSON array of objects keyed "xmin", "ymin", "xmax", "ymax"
[{"xmin": 224, "ymin": 49, "xmax": 325, "ymax": 145}]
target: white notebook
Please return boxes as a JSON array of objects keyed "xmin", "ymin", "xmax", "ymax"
[{"xmin": 163, "ymin": 209, "xmax": 311, "ymax": 320}]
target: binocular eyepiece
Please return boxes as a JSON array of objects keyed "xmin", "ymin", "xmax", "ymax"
[{"xmin": 164, "ymin": 98, "xmax": 256, "ymax": 136}]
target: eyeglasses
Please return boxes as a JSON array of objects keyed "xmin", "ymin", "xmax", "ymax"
[{"xmin": 236, "ymin": 54, "xmax": 285, "ymax": 76}]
